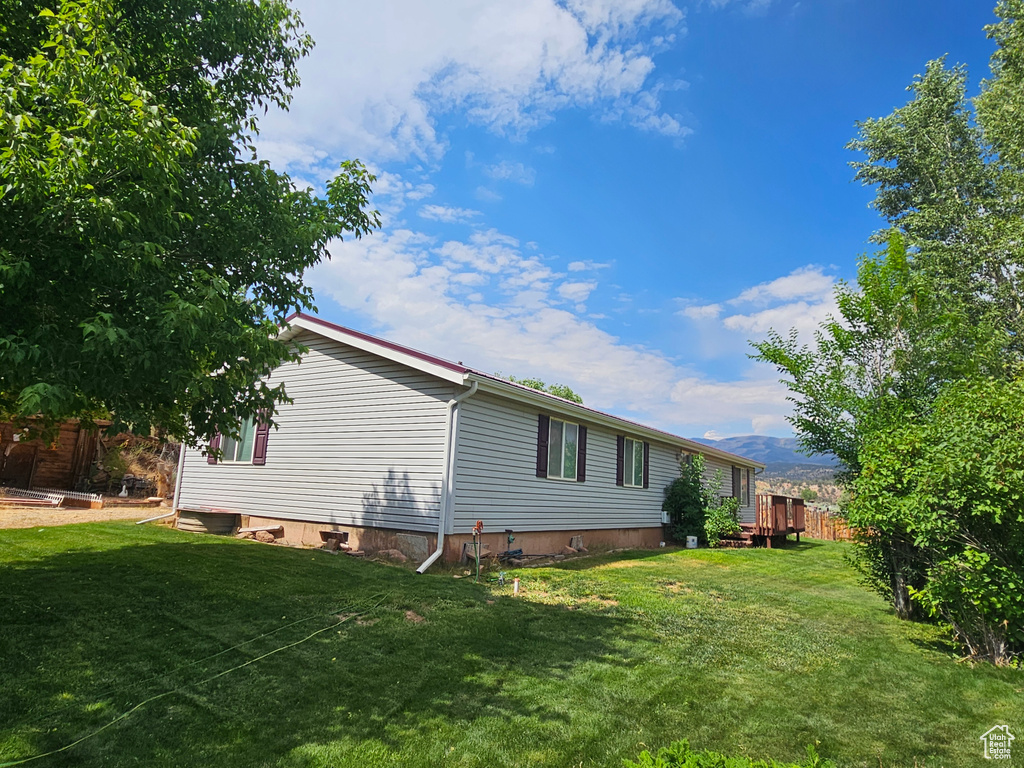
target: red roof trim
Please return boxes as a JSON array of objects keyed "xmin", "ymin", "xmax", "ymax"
[{"xmin": 284, "ymin": 313, "xmax": 469, "ymax": 375}]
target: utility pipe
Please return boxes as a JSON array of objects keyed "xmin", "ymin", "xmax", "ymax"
[
  {"xmin": 417, "ymin": 380, "xmax": 478, "ymax": 573},
  {"xmin": 170, "ymin": 440, "xmax": 187, "ymax": 518},
  {"xmin": 136, "ymin": 511, "xmax": 176, "ymax": 525}
]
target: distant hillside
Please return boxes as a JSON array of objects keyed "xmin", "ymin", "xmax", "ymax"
[
  {"xmin": 695, "ymin": 436, "xmax": 842, "ymax": 503},
  {"xmin": 691, "ymin": 435, "xmax": 836, "ymax": 467}
]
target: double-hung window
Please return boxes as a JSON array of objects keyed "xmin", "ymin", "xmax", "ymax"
[
  {"xmin": 547, "ymin": 418, "xmax": 579, "ymax": 481},
  {"xmin": 622, "ymin": 437, "xmax": 644, "ymax": 487},
  {"xmin": 220, "ymin": 417, "xmax": 256, "ymax": 463}
]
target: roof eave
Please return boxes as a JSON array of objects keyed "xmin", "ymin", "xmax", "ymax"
[{"xmin": 467, "ymin": 374, "xmax": 765, "ymax": 469}]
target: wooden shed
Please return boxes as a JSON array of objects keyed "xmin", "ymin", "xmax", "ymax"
[{"xmin": 0, "ymin": 421, "xmax": 102, "ymax": 492}]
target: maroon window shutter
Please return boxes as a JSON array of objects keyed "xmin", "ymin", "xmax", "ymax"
[
  {"xmin": 732, "ymin": 467, "xmax": 742, "ymax": 501},
  {"xmin": 615, "ymin": 435, "xmax": 625, "ymax": 486},
  {"xmin": 207, "ymin": 433, "xmax": 221, "ymax": 464},
  {"xmin": 252, "ymin": 415, "xmax": 271, "ymax": 466},
  {"xmin": 642, "ymin": 442, "xmax": 650, "ymax": 489},
  {"xmin": 536, "ymin": 414, "xmax": 550, "ymax": 477},
  {"xmin": 577, "ymin": 426, "xmax": 587, "ymax": 482}
]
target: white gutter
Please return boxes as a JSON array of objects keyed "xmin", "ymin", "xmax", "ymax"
[{"xmin": 417, "ymin": 380, "xmax": 478, "ymax": 574}]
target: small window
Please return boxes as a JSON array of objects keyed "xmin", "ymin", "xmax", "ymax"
[
  {"xmin": 220, "ymin": 418, "xmax": 256, "ymax": 463},
  {"xmin": 547, "ymin": 418, "xmax": 579, "ymax": 480},
  {"xmin": 740, "ymin": 468, "xmax": 750, "ymax": 506},
  {"xmin": 623, "ymin": 437, "xmax": 645, "ymax": 487}
]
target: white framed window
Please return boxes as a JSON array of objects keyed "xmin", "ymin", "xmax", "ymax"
[
  {"xmin": 547, "ymin": 418, "xmax": 579, "ymax": 480},
  {"xmin": 740, "ymin": 467, "xmax": 750, "ymax": 506},
  {"xmin": 220, "ymin": 417, "xmax": 256, "ymax": 463},
  {"xmin": 622, "ymin": 437, "xmax": 645, "ymax": 487}
]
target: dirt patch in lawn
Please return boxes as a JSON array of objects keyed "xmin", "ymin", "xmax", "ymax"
[{"xmin": 0, "ymin": 505, "xmax": 163, "ymax": 529}]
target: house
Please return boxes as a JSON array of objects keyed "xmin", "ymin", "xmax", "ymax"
[{"xmin": 174, "ymin": 314, "xmax": 765, "ymax": 569}]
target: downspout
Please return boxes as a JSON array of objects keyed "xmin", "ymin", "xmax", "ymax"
[
  {"xmin": 417, "ymin": 380, "xmax": 478, "ymax": 573},
  {"xmin": 171, "ymin": 441, "xmax": 187, "ymax": 515}
]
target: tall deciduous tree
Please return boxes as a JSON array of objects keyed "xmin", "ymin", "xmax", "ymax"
[
  {"xmin": 756, "ymin": 2, "xmax": 1024, "ymax": 659},
  {"xmin": 0, "ymin": 0, "xmax": 379, "ymax": 446}
]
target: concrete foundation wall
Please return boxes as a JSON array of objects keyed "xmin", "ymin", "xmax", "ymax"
[
  {"xmin": 443, "ymin": 526, "xmax": 664, "ymax": 561},
  {"xmin": 237, "ymin": 514, "xmax": 663, "ymax": 563}
]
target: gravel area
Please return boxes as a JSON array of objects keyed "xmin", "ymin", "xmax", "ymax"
[{"xmin": 0, "ymin": 505, "xmax": 169, "ymax": 529}]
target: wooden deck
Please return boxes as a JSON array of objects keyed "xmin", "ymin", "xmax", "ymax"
[{"xmin": 721, "ymin": 494, "xmax": 806, "ymax": 548}]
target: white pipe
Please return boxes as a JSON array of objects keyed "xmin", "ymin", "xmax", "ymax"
[
  {"xmin": 171, "ymin": 441, "xmax": 186, "ymax": 514},
  {"xmin": 136, "ymin": 511, "xmax": 176, "ymax": 525},
  {"xmin": 417, "ymin": 380, "xmax": 478, "ymax": 573}
]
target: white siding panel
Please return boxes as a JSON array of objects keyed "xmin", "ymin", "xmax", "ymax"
[
  {"xmin": 452, "ymin": 394, "xmax": 681, "ymax": 533},
  {"xmin": 177, "ymin": 332, "xmax": 455, "ymax": 531}
]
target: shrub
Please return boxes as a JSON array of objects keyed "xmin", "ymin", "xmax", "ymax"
[
  {"xmin": 663, "ymin": 454, "xmax": 707, "ymax": 544},
  {"xmin": 624, "ymin": 739, "xmax": 832, "ymax": 768},
  {"xmin": 704, "ymin": 495, "xmax": 741, "ymax": 547},
  {"xmin": 664, "ymin": 455, "xmax": 743, "ymax": 547}
]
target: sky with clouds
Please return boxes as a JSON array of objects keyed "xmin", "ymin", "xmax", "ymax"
[{"xmin": 257, "ymin": 0, "xmax": 997, "ymax": 439}]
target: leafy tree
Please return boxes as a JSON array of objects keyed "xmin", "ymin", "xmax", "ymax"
[
  {"xmin": 800, "ymin": 488, "xmax": 818, "ymax": 502},
  {"xmin": 0, "ymin": 0, "xmax": 379, "ymax": 447},
  {"xmin": 849, "ymin": 377, "xmax": 1024, "ymax": 664},
  {"xmin": 504, "ymin": 375, "xmax": 584, "ymax": 404},
  {"xmin": 756, "ymin": 5, "xmax": 1024, "ymax": 651}
]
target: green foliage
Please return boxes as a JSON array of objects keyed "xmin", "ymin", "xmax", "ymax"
[
  {"xmin": 754, "ymin": 11, "xmax": 1024, "ymax": 641},
  {"xmin": 504, "ymin": 375, "xmax": 584, "ymax": 404},
  {"xmin": 624, "ymin": 740, "xmax": 832, "ymax": 768},
  {"xmin": 663, "ymin": 454, "xmax": 706, "ymax": 543},
  {"xmin": 704, "ymin": 501, "xmax": 741, "ymax": 548},
  {"xmin": 663, "ymin": 454, "xmax": 740, "ymax": 547},
  {"xmin": 800, "ymin": 488, "xmax": 818, "ymax": 502},
  {"xmin": 0, "ymin": 0, "xmax": 380, "ymax": 446},
  {"xmin": 848, "ymin": 377, "xmax": 1024, "ymax": 664}
]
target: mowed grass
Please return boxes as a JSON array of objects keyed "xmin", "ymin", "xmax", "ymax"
[{"xmin": 0, "ymin": 524, "xmax": 1020, "ymax": 767}]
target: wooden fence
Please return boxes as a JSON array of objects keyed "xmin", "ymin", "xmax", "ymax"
[{"xmin": 802, "ymin": 506, "xmax": 854, "ymax": 541}]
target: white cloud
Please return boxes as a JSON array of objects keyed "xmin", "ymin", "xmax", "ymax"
[
  {"xmin": 731, "ymin": 265, "xmax": 836, "ymax": 306},
  {"xmin": 568, "ymin": 260, "xmax": 612, "ymax": 271},
  {"xmin": 484, "ymin": 161, "xmax": 537, "ymax": 186},
  {"xmin": 679, "ymin": 265, "xmax": 839, "ymax": 351},
  {"xmin": 680, "ymin": 303, "xmax": 722, "ymax": 320},
  {"xmin": 558, "ymin": 281, "xmax": 598, "ymax": 302},
  {"xmin": 257, "ymin": 0, "xmax": 687, "ymax": 169},
  {"xmin": 419, "ymin": 204, "xmax": 482, "ymax": 223},
  {"xmin": 308, "ymin": 224, "xmax": 795, "ymax": 436},
  {"xmin": 475, "ymin": 186, "xmax": 503, "ymax": 202}
]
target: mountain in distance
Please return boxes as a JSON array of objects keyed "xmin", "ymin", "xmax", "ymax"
[
  {"xmin": 691, "ymin": 435, "xmax": 837, "ymax": 468},
  {"xmin": 694, "ymin": 435, "xmax": 840, "ymax": 503}
]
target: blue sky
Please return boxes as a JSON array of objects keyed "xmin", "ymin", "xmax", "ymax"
[{"xmin": 257, "ymin": 0, "xmax": 998, "ymax": 439}]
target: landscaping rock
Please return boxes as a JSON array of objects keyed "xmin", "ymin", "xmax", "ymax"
[
  {"xmin": 235, "ymin": 531, "xmax": 255, "ymax": 540},
  {"xmin": 254, "ymin": 530, "xmax": 276, "ymax": 543},
  {"xmin": 379, "ymin": 548, "xmax": 408, "ymax": 562}
]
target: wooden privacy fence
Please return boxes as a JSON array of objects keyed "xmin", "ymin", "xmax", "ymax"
[{"xmin": 802, "ymin": 506, "xmax": 854, "ymax": 541}]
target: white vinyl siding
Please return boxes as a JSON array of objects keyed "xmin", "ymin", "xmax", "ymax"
[
  {"xmin": 452, "ymin": 394, "xmax": 678, "ymax": 533},
  {"xmin": 177, "ymin": 330, "xmax": 456, "ymax": 531}
]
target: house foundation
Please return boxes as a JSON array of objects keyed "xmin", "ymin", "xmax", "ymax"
[{"xmin": 227, "ymin": 515, "xmax": 664, "ymax": 564}]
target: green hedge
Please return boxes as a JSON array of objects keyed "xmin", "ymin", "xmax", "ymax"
[{"xmin": 624, "ymin": 740, "xmax": 833, "ymax": 768}]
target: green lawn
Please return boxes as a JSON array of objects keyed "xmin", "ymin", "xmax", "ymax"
[{"xmin": 0, "ymin": 524, "xmax": 1019, "ymax": 767}]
